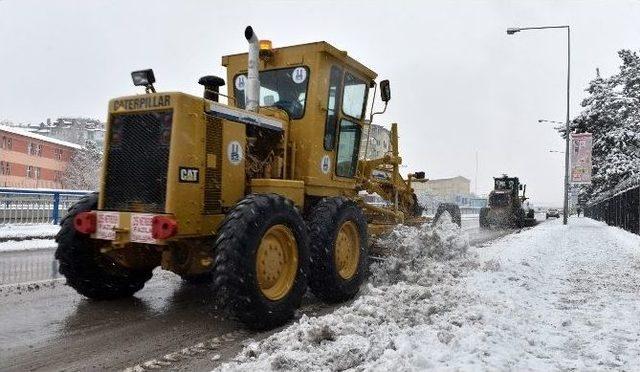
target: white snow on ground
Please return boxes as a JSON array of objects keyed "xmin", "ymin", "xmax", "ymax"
[
  {"xmin": 0, "ymin": 239, "xmax": 56, "ymax": 252},
  {"xmin": 217, "ymin": 217, "xmax": 640, "ymax": 371},
  {"xmin": 0, "ymin": 224, "xmax": 59, "ymax": 240}
]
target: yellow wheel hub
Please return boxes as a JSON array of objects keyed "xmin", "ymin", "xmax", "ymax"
[
  {"xmin": 334, "ymin": 221, "xmax": 360, "ymax": 280},
  {"xmin": 256, "ymin": 224, "xmax": 298, "ymax": 301}
]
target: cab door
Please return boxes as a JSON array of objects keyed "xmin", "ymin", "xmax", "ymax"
[{"xmin": 322, "ymin": 66, "xmax": 368, "ymax": 179}]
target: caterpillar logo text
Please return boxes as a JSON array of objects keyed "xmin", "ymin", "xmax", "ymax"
[{"xmin": 112, "ymin": 95, "xmax": 171, "ymax": 111}]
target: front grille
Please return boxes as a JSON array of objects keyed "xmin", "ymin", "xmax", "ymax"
[
  {"xmin": 204, "ymin": 115, "xmax": 223, "ymax": 214},
  {"xmin": 489, "ymin": 193, "xmax": 510, "ymax": 207},
  {"xmin": 103, "ymin": 111, "xmax": 172, "ymax": 212}
]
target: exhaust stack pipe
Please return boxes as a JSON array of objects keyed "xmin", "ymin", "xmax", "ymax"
[{"xmin": 244, "ymin": 26, "xmax": 260, "ymax": 112}]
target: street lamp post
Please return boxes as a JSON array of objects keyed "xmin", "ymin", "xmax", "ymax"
[{"xmin": 507, "ymin": 25, "xmax": 571, "ymax": 225}]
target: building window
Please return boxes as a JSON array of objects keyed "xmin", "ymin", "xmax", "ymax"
[
  {"xmin": 54, "ymin": 148, "xmax": 63, "ymax": 160},
  {"xmin": 35, "ymin": 167, "xmax": 42, "ymax": 178},
  {"xmin": 26, "ymin": 165, "xmax": 34, "ymax": 178},
  {"xmin": 54, "ymin": 170, "xmax": 62, "ymax": 182},
  {"xmin": 28, "ymin": 142, "xmax": 42, "ymax": 156},
  {"xmin": 0, "ymin": 161, "xmax": 10, "ymax": 175},
  {"xmin": 2, "ymin": 136, "xmax": 12, "ymax": 150}
]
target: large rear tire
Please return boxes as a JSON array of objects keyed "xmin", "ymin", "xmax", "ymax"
[
  {"xmin": 526, "ymin": 209, "xmax": 535, "ymax": 219},
  {"xmin": 306, "ymin": 197, "xmax": 368, "ymax": 303},
  {"xmin": 55, "ymin": 192, "xmax": 153, "ymax": 300},
  {"xmin": 434, "ymin": 203, "xmax": 462, "ymax": 227},
  {"xmin": 212, "ymin": 194, "xmax": 309, "ymax": 330},
  {"xmin": 514, "ymin": 208, "xmax": 526, "ymax": 228},
  {"xmin": 479, "ymin": 207, "xmax": 490, "ymax": 229}
]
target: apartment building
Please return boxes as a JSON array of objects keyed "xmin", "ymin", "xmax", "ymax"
[
  {"xmin": 0, "ymin": 125, "xmax": 81, "ymax": 189},
  {"xmin": 359, "ymin": 123, "xmax": 391, "ymax": 160}
]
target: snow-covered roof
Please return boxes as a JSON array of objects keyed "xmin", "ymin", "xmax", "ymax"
[{"xmin": 0, "ymin": 125, "xmax": 82, "ymax": 149}]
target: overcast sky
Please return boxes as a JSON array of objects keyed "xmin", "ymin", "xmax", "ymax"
[{"xmin": 1, "ymin": 0, "xmax": 639, "ymax": 205}]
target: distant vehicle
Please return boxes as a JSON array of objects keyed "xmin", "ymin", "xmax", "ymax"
[
  {"xmin": 480, "ymin": 175, "xmax": 535, "ymax": 228},
  {"xmin": 546, "ymin": 208, "xmax": 560, "ymax": 219}
]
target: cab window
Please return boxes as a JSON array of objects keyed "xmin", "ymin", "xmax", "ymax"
[
  {"xmin": 342, "ymin": 72, "xmax": 367, "ymax": 119},
  {"xmin": 336, "ymin": 119, "xmax": 361, "ymax": 177},
  {"xmin": 324, "ymin": 66, "xmax": 343, "ymax": 150},
  {"xmin": 233, "ymin": 66, "xmax": 310, "ymax": 119}
]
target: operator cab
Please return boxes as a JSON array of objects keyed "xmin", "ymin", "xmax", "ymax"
[
  {"xmin": 222, "ymin": 40, "xmax": 378, "ymax": 190},
  {"xmin": 490, "ymin": 175, "xmax": 522, "ymax": 207},
  {"xmin": 494, "ymin": 176, "xmax": 519, "ymax": 191}
]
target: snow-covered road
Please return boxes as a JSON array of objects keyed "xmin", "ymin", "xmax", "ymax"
[{"xmin": 217, "ymin": 217, "xmax": 640, "ymax": 371}]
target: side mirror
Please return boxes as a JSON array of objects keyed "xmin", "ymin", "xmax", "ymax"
[{"xmin": 380, "ymin": 80, "xmax": 391, "ymax": 102}]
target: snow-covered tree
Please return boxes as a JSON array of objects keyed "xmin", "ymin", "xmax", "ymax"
[
  {"xmin": 564, "ymin": 50, "xmax": 640, "ymax": 202},
  {"xmin": 62, "ymin": 140, "xmax": 103, "ymax": 190}
]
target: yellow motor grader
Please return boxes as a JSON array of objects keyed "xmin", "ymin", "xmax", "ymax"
[
  {"xmin": 56, "ymin": 26, "xmax": 459, "ymax": 329},
  {"xmin": 479, "ymin": 175, "xmax": 535, "ymax": 228}
]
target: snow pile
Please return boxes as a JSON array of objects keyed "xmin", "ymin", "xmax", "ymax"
[
  {"xmin": 217, "ymin": 215, "xmax": 476, "ymax": 371},
  {"xmin": 0, "ymin": 238, "xmax": 56, "ymax": 252},
  {"xmin": 0, "ymin": 224, "xmax": 59, "ymax": 241},
  {"xmin": 370, "ymin": 213, "xmax": 471, "ymax": 285}
]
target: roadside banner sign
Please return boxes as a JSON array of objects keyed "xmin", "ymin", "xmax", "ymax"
[{"xmin": 570, "ymin": 133, "xmax": 593, "ymax": 184}]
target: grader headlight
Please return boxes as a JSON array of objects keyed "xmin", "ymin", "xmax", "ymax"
[{"xmin": 131, "ymin": 69, "xmax": 156, "ymax": 93}]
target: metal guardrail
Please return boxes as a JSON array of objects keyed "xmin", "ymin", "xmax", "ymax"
[
  {"xmin": 0, "ymin": 188, "xmax": 91, "ymax": 284},
  {"xmin": 0, "ymin": 188, "xmax": 90, "ymax": 225},
  {"xmin": 0, "ymin": 249, "xmax": 58, "ymax": 285},
  {"xmin": 585, "ymin": 184, "xmax": 640, "ymax": 235}
]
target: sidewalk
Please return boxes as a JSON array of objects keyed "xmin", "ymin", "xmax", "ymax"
[{"xmin": 461, "ymin": 217, "xmax": 640, "ymax": 370}]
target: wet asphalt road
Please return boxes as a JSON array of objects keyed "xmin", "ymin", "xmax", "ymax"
[{"xmin": 0, "ymin": 217, "xmax": 519, "ymax": 372}]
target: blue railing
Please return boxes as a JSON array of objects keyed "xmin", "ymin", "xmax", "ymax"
[{"xmin": 0, "ymin": 187, "xmax": 91, "ymax": 225}]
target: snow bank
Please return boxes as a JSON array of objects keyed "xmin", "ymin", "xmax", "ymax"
[
  {"xmin": 0, "ymin": 238, "xmax": 57, "ymax": 252},
  {"xmin": 0, "ymin": 224, "xmax": 59, "ymax": 241},
  {"xmin": 217, "ymin": 215, "xmax": 476, "ymax": 371}
]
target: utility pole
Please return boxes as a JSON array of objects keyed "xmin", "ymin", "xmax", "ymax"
[
  {"xmin": 475, "ymin": 150, "xmax": 478, "ymax": 195},
  {"xmin": 507, "ymin": 25, "xmax": 571, "ymax": 225}
]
